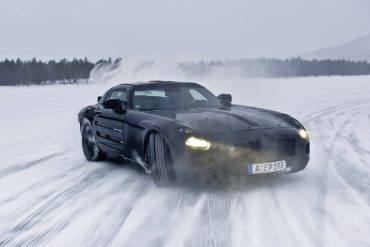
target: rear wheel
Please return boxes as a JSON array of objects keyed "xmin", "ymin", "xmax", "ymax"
[
  {"xmin": 147, "ymin": 133, "xmax": 174, "ymax": 187},
  {"xmin": 81, "ymin": 119, "xmax": 105, "ymax": 161}
]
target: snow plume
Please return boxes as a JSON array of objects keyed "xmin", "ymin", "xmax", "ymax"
[
  {"xmin": 87, "ymin": 55, "xmax": 270, "ymax": 85},
  {"xmin": 88, "ymin": 56, "xmax": 193, "ymax": 85},
  {"xmin": 88, "ymin": 55, "xmax": 370, "ymax": 84}
]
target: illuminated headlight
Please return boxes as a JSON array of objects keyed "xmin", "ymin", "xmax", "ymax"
[
  {"xmin": 185, "ymin": 137, "xmax": 211, "ymax": 150},
  {"xmin": 298, "ymin": 129, "xmax": 308, "ymax": 139}
]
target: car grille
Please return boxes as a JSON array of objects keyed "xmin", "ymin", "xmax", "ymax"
[
  {"xmin": 210, "ymin": 138, "xmax": 296, "ymax": 164},
  {"xmin": 277, "ymin": 138, "xmax": 296, "ymax": 156},
  {"xmin": 237, "ymin": 138, "xmax": 295, "ymax": 155},
  {"xmin": 241, "ymin": 140, "xmax": 262, "ymax": 151}
]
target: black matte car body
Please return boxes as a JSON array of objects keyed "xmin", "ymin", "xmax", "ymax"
[{"xmin": 78, "ymin": 81, "xmax": 310, "ymax": 186}]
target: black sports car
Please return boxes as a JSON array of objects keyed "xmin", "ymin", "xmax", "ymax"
[{"xmin": 78, "ymin": 81, "xmax": 310, "ymax": 186}]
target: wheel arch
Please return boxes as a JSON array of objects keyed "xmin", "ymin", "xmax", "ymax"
[
  {"xmin": 142, "ymin": 127, "xmax": 174, "ymax": 154},
  {"xmin": 80, "ymin": 117, "xmax": 92, "ymax": 134},
  {"xmin": 78, "ymin": 106, "xmax": 95, "ymax": 128},
  {"xmin": 142, "ymin": 128, "xmax": 160, "ymax": 154}
]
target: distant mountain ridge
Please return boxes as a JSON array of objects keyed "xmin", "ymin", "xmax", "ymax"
[{"xmin": 302, "ymin": 34, "xmax": 370, "ymax": 61}]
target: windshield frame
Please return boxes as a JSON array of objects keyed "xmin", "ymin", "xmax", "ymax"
[{"xmin": 129, "ymin": 84, "xmax": 222, "ymax": 111}]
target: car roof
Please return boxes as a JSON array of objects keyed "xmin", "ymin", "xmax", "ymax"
[{"xmin": 117, "ymin": 80, "xmax": 202, "ymax": 88}]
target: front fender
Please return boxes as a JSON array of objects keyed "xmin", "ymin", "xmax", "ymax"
[
  {"xmin": 78, "ymin": 105, "xmax": 96, "ymax": 123},
  {"xmin": 140, "ymin": 122, "xmax": 174, "ymax": 156}
]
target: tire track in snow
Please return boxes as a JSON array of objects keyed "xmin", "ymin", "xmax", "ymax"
[
  {"xmin": 0, "ymin": 166, "xmax": 113, "ymax": 246},
  {"xmin": 302, "ymin": 98, "xmax": 370, "ymax": 205},
  {"xmin": 293, "ymin": 97, "xmax": 370, "ymax": 245},
  {"xmin": 0, "ymin": 150, "xmax": 67, "ymax": 178},
  {"xmin": 184, "ymin": 192, "xmax": 233, "ymax": 247},
  {"xmin": 74, "ymin": 179, "xmax": 150, "ymax": 247}
]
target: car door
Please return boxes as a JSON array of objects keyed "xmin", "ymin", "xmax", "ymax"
[{"xmin": 94, "ymin": 88, "xmax": 128, "ymax": 154}]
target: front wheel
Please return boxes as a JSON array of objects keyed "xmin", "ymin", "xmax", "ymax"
[
  {"xmin": 81, "ymin": 119, "xmax": 105, "ymax": 161},
  {"xmin": 147, "ymin": 133, "xmax": 174, "ymax": 187}
]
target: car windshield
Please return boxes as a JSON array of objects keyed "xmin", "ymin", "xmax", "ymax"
[{"xmin": 132, "ymin": 84, "xmax": 222, "ymax": 110}]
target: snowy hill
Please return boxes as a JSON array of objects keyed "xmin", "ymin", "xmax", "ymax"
[{"xmin": 302, "ymin": 34, "xmax": 370, "ymax": 61}]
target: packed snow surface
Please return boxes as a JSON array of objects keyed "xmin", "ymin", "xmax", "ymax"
[{"xmin": 0, "ymin": 76, "xmax": 370, "ymax": 247}]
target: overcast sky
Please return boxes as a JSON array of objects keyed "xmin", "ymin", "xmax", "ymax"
[{"xmin": 1, "ymin": 0, "xmax": 370, "ymax": 62}]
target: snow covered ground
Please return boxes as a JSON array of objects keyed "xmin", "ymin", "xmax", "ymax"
[{"xmin": 0, "ymin": 76, "xmax": 370, "ymax": 247}]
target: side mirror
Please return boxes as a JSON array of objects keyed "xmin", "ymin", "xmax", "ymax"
[
  {"xmin": 217, "ymin": 94, "xmax": 232, "ymax": 106},
  {"xmin": 97, "ymin": 96, "xmax": 102, "ymax": 102},
  {"xmin": 103, "ymin": 99, "xmax": 127, "ymax": 113}
]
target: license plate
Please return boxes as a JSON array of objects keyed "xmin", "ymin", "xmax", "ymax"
[{"xmin": 248, "ymin": 160, "xmax": 286, "ymax": 175}]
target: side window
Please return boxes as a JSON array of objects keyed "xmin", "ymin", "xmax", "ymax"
[
  {"xmin": 108, "ymin": 90, "xmax": 128, "ymax": 102},
  {"xmin": 189, "ymin": 89, "xmax": 208, "ymax": 101}
]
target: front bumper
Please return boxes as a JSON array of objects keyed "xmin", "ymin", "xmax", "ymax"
[{"xmin": 170, "ymin": 128, "xmax": 310, "ymax": 176}]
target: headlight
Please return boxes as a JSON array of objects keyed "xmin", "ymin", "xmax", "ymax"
[
  {"xmin": 185, "ymin": 137, "xmax": 211, "ymax": 150},
  {"xmin": 298, "ymin": 129, "xmax": 308, "ymax": 139}
]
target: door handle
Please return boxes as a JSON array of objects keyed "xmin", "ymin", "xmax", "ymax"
[{"xmin": 94, "ymin": 109, "xmax": 102, "ymax": 115}]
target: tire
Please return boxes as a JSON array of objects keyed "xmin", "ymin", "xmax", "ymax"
[
  {"xmin": 81, "ymin": 119, "xmax": 105, "ymax": 161},
  {"xmin": 148, "ymin": 133, "xmax": 174, "ymax": 187}
]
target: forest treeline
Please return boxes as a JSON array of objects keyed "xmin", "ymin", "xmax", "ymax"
[
  {"xmin": 1, "ymin": 57, "xmax": 370, "ymax": 86},
  {"xmin": 178, "ymin": 58, "xmax": 370, "ymax": 78},
  {"xmin": 0, "ymin": 58, "xmax": 97, "ymax": 86}
]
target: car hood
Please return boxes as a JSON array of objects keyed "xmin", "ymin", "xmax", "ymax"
[{"xmin": 149, "ymin": 105, "xmax": 293, "ymax": 134}]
